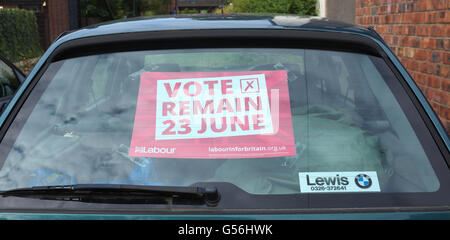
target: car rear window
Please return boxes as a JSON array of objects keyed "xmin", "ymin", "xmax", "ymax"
[{"xmin": 0, "ymin": 48, "xmax": 448, "ymax": 210}]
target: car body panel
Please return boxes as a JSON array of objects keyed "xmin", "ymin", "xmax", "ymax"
[{"xmin": 56, "ymin": 15, "xmax": 372, "ymax": 42}]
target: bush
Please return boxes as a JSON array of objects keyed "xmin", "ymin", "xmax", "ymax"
[
  {"xmin": 232, "ymin": 0, "xmax": 318, "ymax": 16},
  {"xmin": 0, "ymin": 8, "xmax": 42, "ymax": 63},
  {"xmin": 180, "ymin": 8, "xmax": 199, "ymax": 14}
]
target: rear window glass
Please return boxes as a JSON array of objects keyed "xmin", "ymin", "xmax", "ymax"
[{"xmin": 0, "ymin": 48, "xmax": 447, "ymax": 210}]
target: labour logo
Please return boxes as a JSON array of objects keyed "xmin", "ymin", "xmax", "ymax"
[
  {"xmin": 240, "ymin": 78, "xmax": 260, "ymax": 93},
  {"xmin": 354, "ymin": 174, "xmax": 372, "ymax": 189}
]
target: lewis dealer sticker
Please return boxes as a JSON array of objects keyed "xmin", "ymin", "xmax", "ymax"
[{"xmin": 298, "ymin": 171, "xmax": 381, "ymax": 193}]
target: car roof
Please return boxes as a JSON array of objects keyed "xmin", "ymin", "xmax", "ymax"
[{"xmin": 56, "ymin": 14, "xmax": 380, "ymax": 43}]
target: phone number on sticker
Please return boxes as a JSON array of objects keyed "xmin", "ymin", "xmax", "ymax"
[{"xmin": 310, "ymin": 186, "xmax": 347, "ymax": 191}]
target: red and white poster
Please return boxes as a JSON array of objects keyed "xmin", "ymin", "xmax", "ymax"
[{"xmin": 129, "ymin": 71, "xmax": 295, "ymax": 159}]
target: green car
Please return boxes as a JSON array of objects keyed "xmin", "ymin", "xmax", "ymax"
[{"xmin": 0, "ymin": 15, "xmax": 448, "ymax": 220}]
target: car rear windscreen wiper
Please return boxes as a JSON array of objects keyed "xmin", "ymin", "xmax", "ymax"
[{"xmin": 0, "ymin": 184, "xmax": 220, "ymax": 206}]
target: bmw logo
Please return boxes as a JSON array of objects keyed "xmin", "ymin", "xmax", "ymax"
[{"xmin": 355, "ymin": 174, "xmax": 372, "ymax": 189}]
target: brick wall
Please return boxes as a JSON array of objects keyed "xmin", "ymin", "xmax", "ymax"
[{"xmin": 355, "ymin": 0, "xmax": 449, "ymax": 133}]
